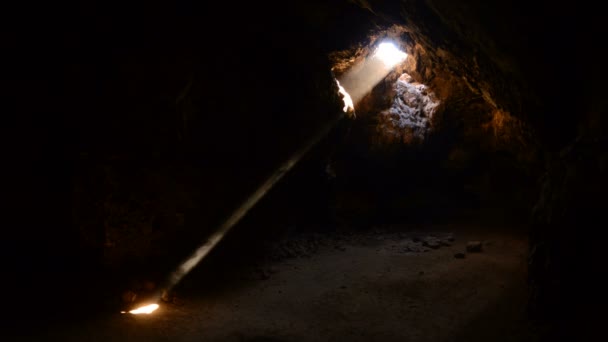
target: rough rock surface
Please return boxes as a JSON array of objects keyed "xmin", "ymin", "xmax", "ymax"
[
  {"xmin": 377, "ymin": 73, "xmax": 439, "ymax": 143},
  {"xmin": 263, "ymin": 230, "xmax": 456, "ymax": 266},
  {"xmin": 466, "ymin": 241, "xmax": 483, "ymax": 253}
]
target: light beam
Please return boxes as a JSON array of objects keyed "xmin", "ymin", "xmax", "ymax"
[{"xmin": 160, "ymin": 113, "xmax": 345, "ymax": 296}]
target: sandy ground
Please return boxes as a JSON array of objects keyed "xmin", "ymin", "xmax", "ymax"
[{"xmin": 24, "ymin": 224, "xmax": 537, "ymax": 341}]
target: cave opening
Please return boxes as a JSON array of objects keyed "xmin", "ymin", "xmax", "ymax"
[
  {"xmin": 325, "ymin": 27, "xmax": 522, "ymax": 232},
  {"xmin": 332, "ymin": 32, "xmax": 439, "ymax": 145},
  {"xmin": 4, "ymin": 1, "xmax": 600, "ymax": 340}
]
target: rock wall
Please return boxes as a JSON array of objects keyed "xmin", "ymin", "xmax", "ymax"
[
  {"xmin": 376, "ymin": 73, "xmax": 439, "ymax": 144},
  {"xmin": 353, "ymin": 0, "xmax": 596, "ymax": 336}
]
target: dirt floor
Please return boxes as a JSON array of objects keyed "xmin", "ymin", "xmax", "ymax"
[{"xmin": 23, "ymin": 223, "xmax": 537, "ymax": 341}]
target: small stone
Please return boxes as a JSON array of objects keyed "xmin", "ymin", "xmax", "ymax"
[
  {"xmin": 161, "ymin": 289, "xmax": 171, "ymax": 302},
  {"xmin": 422, "ymin": 237, "xmax": 441, "ymax": 249},
  {"xmin": 466, "ymin": 241, "xmax": 483, "ymax": 253},
  {"xmin": 143, "ymin": 281, "xmax": 156, "ymax": 291},
  {"xmin": 439, "ymin": 239, "xmax": 452, "ymax": 247},
  {"xmin": 122, "ymin": 290, "xmax": 137, "ymax": 303},
  {"xmin": 171, "ymin": 295, "xmax": 183, "ymax": 305},
  {"xmin": 454, "ymin": 252, "xmax": 466, "ymax": 259}
]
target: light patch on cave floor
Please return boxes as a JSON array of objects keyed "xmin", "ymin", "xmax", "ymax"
[{"xmin": 121, "ymin": 303, "xmax": 159, "ymax": 315}]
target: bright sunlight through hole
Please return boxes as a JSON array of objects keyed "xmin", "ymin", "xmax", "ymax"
[{"xmin": 374, "ymin": 42, "xmax": 407, "ymax": 68}]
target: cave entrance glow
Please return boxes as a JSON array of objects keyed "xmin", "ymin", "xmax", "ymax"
[
  {"xmin": 335, "ymin": 40, "xmax": 408, "ymax": 107},
  {"xmin": 374, "ymin": 42, "xmax": 408, "ymax": 68},
  {"xmin": 331, "ymin": 36, "xmax": 438, "ymax": 144}
]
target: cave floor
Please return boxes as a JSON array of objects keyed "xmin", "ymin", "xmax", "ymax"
[{"xmin": 36, "ymin": 224, "xmax": 537, "ymax": 341}]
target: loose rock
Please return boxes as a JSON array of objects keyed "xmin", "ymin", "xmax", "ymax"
[
  {"xmin": 422, "ymin": 236, "xmax": 441, "ymax": 249},
  {"xmin": 143, "ymin": 281, "xmax": 156, "ymax": 291},
  {"xmin": 161, "ymin": 289, "xmax": 171, "ymax": 302},
  {"xmin": 454, "ymin": 252, "xmax": 466, "ymax": 259},
  {"xmin": 398, "ymin": 240, "xmax": 426, "ymax": 253},
  {"xmin": 122, "ymin": 290, "xmax": 137, "ymax": 303},
  {"xmin": 466, "ymin": 241, "xmax": 483, "ymax": 252}
]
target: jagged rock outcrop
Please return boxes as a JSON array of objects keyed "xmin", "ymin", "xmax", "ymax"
[{"xmin": 376, "ymin": 73, "xmax": 439, "ymax": 144}]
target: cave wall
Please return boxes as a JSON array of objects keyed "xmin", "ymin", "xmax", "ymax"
[
  {"xmin": 324, "ymin": 3, "xmax": 601, "ymax": 335},
  {"xmin": 350, "ymin": 0, "xmax": 601, "ymax": 336},
  {"xmin": 325, "ymin": 15, "xmax": 540, "ymax": 223}
]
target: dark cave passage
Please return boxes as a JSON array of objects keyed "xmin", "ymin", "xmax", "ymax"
[{"xmin": 3, "ymin": 1, "xmax": 603, "ymax": 341}]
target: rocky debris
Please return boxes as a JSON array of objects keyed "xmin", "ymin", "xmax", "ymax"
[
  {"xmin": 161, "ymin": 289, "xmax": 171, "ymax": 302},
  {"xmin": 377, "ymin": 73, "xmax": 440, "ymax": 144},
  {"xmin": 454, "ymin": 252, "xmax": 466, "ymax": 259},
  {"xmin": 268, "ymin": 233, "xmax": 325, "ymax": 261},
  {"xmin": 143, "ymin": 281, "xmax": 156, "ymax": 291},
  {"xmin": 266, "ymin": 230, "xmax": 456, "ymax": 260},
  {"xmin": 254, "ymin": 267, "xmax": 271, "ymax": 280},
  {"xmin": 172, "ymin": 295, "xmax": 184, "ymax": 305},
  {"xmin": 422, "ymin": 236, "xmax": 442, "ymax": 249},
  {"xmin": 422, "ymin": 233, "xmax": 454, "ymax": 248},
  {"xmin": 397, "ymin": 239, "xmax": 429, "ymax": 253},
  {"xmin": 387, "ymin": 232, "xmax": 455, "ymax": 253},
  {"xmin": 121, "ymin": 278, "xmax": 161, "ymax": 304},
  {"xmin": 159, "ymin": 289, "xmax": 182, "ymax": 305},
  {"xmin": 250, "ymin": 263, "xmax": 279, "ymax": 281},
  {"xmin": 466, "ymin": 241, "xmax": 483, "ymax": 253},
  {"xmin": 122, "ymin": 290, "xmax": 137, "ymax": 303}
]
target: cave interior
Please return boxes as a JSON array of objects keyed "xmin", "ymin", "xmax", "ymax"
[{"xmin": 3, "ymin": 1, "xmax": 604, "ymax": 340}]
